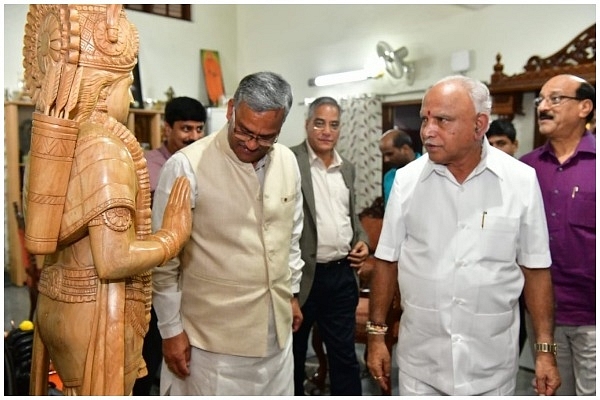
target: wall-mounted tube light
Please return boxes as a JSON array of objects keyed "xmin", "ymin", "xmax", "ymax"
[
  {"xmin": 308, "ymin": 69, "xmax": 375, "ymax": 87},
  {"xmin": 308, "ymin": 58, "xmax": 385, "ymax": 87}
]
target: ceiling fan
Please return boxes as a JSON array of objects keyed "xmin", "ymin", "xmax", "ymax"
[{"xmin": 376, "ymin": 41, "xmax": 416, "ymax": 85}]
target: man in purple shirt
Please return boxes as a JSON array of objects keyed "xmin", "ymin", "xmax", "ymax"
[
  {"xmin": 145, "ymin": 96, "xmax": 207, "ymax": 196},
  {"xmin": 134, "ymin": 96, "xmax": 206, "ymax": 395},
  {"xmin": 520, "ymin": 74, "xmax": 596, "ymax": 396}
]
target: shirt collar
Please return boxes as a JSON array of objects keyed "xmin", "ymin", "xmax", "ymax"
[
  {"xmin": 254, "ymin": 155, "xmax": 268, "ymax": 172},
  {"xmin": 305, "ymin": 141, "xmax": 343, "ymax": 168},
  {"xmin": 159, "ymin": 142, "xmax": 173, "ymax": 158},
  {"xmin": 421, "ymin": 137, "xmax": 503, "ymax": 183},
  {"xmin": 540, "ymin": 130, "xmax": 596, "ymax": 157}
]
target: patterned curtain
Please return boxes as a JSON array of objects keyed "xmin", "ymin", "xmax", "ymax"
[{"xmin": 337, "ymin": 96, "xmax": 382, "ymax": 213}]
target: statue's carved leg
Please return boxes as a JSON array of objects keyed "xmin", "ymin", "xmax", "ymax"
[{"xmin": 29, "ymin": 322, "xmax": 49, "ymax": 395}]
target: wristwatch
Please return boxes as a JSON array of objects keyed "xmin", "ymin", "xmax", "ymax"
[{"xmin": 535, "ymin": 342, "xmax": 558, "ymax": 355}]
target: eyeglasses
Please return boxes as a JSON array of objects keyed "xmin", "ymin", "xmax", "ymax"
[
  {"xmin": 231, "ymin": 112, "xmax": 279, "ymax": 147},
  {"xmin": 534, "ymin": 95, "xmax": 582, "ymax": 108},
  {"xmin": 233, "ymin": 128, "xmax": 279, "ymax": 147},
  {"xmin": 312, "ymin": 119, "xmax": 340, "ymax": 132}
]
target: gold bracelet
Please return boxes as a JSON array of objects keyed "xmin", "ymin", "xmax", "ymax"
[{"xmin": 366, "ymin": 321, "xmax": 388, "ymax": 335}]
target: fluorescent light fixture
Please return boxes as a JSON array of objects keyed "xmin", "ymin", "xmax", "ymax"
[
  {"xmin": 309, "ymin": 69, "xmax": 369, "ymax": 87},
  {"xmin": 308, "ymin": 59, "xmax": 385, "ymax": 87}
]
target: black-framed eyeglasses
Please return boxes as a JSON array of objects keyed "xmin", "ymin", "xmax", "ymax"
[
  {"xmin": 534, "ymin": 95, "xmax": 583, "ymax": 108},
  {"xmin": 231, "ymin": 113, "xmax": 279, "ymax": 147}
]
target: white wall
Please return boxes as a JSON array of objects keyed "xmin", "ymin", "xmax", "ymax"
[
  {"xmin": 235, "ymin": 4, "xmax": 596, "ymax": 155},
  {"xmin": 3, "ymin": 4, "xmax": 238, "ymax": 107},
  {"xmin": 4, "ymin": 4, "xmax": 596, "ymax": 156}
]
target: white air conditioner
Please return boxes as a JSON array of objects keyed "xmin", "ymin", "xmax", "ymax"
[{"xmin": 206, "ymin": 107, "xmax": 228, "ymax": 135}]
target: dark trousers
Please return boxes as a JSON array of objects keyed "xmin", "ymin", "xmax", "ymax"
[
  {"xmin": 132, "ymin": 306, "xmax": 162, "ymax": 395},
  {"xmin": 293, "ymin": 259, "xmax": 361, "ymax": 395},
  {"xmin": 518, "ymin": 294, "xmax": 527, "ymax": 355}
]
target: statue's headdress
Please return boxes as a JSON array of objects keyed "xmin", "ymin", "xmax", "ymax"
[
  {"xmin": 21, "ymin": 4, "xmax": 139, "ymax": 255},
  {"xmin": 23, "ymin": 4, "xmax": 139, "ymax": 118}
]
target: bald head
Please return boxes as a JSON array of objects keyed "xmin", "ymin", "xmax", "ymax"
[{"xmin": 379, "ymin": 129, "xmax": 415, "ymax": 169}]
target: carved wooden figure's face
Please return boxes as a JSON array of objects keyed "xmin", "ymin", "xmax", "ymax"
[{"xmin": 107, "ymin": 73, "xmax": 134, "ymax": 124}]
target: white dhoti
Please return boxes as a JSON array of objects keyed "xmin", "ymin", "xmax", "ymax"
[{"xmin": 160, "ymin": 305, "xmax": 293, "ymax": 396}]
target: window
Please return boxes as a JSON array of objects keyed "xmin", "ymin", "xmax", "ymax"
[{"xmin": 124, "ymin": 5, "xmax": 191, "ymax": 21}]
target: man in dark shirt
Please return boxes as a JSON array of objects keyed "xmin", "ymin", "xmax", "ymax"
[{"xmin": 520, "ymin": 74, "xmax": 596, "ymax": 396}]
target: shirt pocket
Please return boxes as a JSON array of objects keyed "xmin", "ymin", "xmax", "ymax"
[
  {"xmin": 568, "ymin": 191, "xmax": 595, "ymax": 229},
  {"xmin": 275, "ymin": 191, "xmax": 297, "ymax": 223},
  {"xmin": 281, "ymin": 192, "xmax": 296, "ymax": 204},
  {"xmin": 480, "ymin": 216, "xmax": 519, "ymax": 263}
]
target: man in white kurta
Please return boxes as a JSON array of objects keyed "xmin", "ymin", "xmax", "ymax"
[
  {"xmin": 380, "ymin": 139, "xmax": 550, "ymax": 394},
  {"xmin": 151, "ymin": 72, "xmax": 304, "ymax": 396},
  {"xmin": 366, "ymin": 75, "xmax": 561, "ymax": 396}
]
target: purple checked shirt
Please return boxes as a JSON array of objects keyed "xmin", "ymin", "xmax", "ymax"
[
  {"xmin": 145, "ymin": 142, "xmax": 172, "ymax": 194},
  {"xmin": 520, "ymin": 131, "xmax": 596, "ymax": 326}
]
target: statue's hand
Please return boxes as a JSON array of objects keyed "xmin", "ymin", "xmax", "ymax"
[
  {"xmin": 162, "ymin": 176, "xmax": 192, "ymax": 237},
  {"xmin": 152, "ymin": 176, "xmax": 192, "ymax": 265}
]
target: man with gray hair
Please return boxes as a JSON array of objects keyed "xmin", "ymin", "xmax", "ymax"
[
  {"xmin": 367, "ymin": 75, "xmax": 560, "ymax": 395},
  {"xmin": 291, "ymin": 96, "xmax": 369, "ymax": 395},
  {"xmin": 152, "ymin": 71, "xmax": 304, "ymax": 395}
]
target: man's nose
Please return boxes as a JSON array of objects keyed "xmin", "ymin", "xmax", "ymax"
[
  {"xmin": 244, "ymin": 137, "xmax": 260, "ymax": 150},
  {"xmin": 421, "ymin": 125, "xmax": 435, "ymax": 139},
  {"xmin": 190, "ymin": 130, "xmax": 204, "ymax": 139}
]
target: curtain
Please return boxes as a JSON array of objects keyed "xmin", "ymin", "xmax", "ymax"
[{"xmin": 337, "ymin": 96, "xmax": 382, "ymax": 213}]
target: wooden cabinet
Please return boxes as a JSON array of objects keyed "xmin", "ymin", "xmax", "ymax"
[
  {"xmin": 5, "ymin": 101, "xmax": 33, "ymax": 287},
  {"xmin": 127, "ymin": 107, "xmax": 164, "ymax": 150},
  {"xmin": 4, "ymin": 101, "xmax": 164, "ymax": 286},
  {"xmin": 488, "ymin": 24, "xmax": 595, "ymax": 148}
]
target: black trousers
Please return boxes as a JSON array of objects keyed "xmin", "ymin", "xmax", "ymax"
[
  {"xmin": 132, "ymin": 306, "xmax": 162, "ymax": 395},
  {"xmin": 293, "ymin": 259, "xmax": 361, "ymax": 395}
]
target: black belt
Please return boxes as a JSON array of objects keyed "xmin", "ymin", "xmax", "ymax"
[{"xmin": 316, "ymin": 257, "xmax": 349, "ymax": 268}]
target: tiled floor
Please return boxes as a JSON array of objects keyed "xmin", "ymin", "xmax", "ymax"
[{"xmin": 4, "ymin": 271, "xmax": 536, "ymax": 396}]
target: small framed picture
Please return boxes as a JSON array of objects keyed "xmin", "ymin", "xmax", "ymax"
[{"xmin": 201, "ymin": 49, "xmax": 225, "ymax": 107}]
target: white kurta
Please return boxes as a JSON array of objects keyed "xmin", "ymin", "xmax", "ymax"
[
  {"xmin": 151, "ymin": 127, "xmax": 304, "ymax": 395},
  {"xmin": 375, "ymin": 139, "xmax": 551, "ymax": 395}
]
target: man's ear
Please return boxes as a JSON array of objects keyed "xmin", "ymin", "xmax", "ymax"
[
  {"xmin": 226, "ymin": 98, "xmax": 234, "ymax": 121},
  {"xmin": 164, "ymin": 122, "xmax": 173, "ymax": 136},
  {"xmin": 475, "ymin": 113, "xmax": 489, "ymax": 138},
  {"xmin": 579, "ymin": 99, "xmax": 594, "ymax": 121}
]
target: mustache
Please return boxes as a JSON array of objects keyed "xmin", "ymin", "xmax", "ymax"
[
  {"xmin": 182, "ymin": 139, "xmax": 197, "ymax": 146},
  {"xmin": 539, "ymin": 111, "xmax": 553, "ymax": 120}
]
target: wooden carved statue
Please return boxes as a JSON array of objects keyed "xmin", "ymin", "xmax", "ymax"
[{"xmin": 22, "ymin": 4, "xmax": 192, "ymax": 395}]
